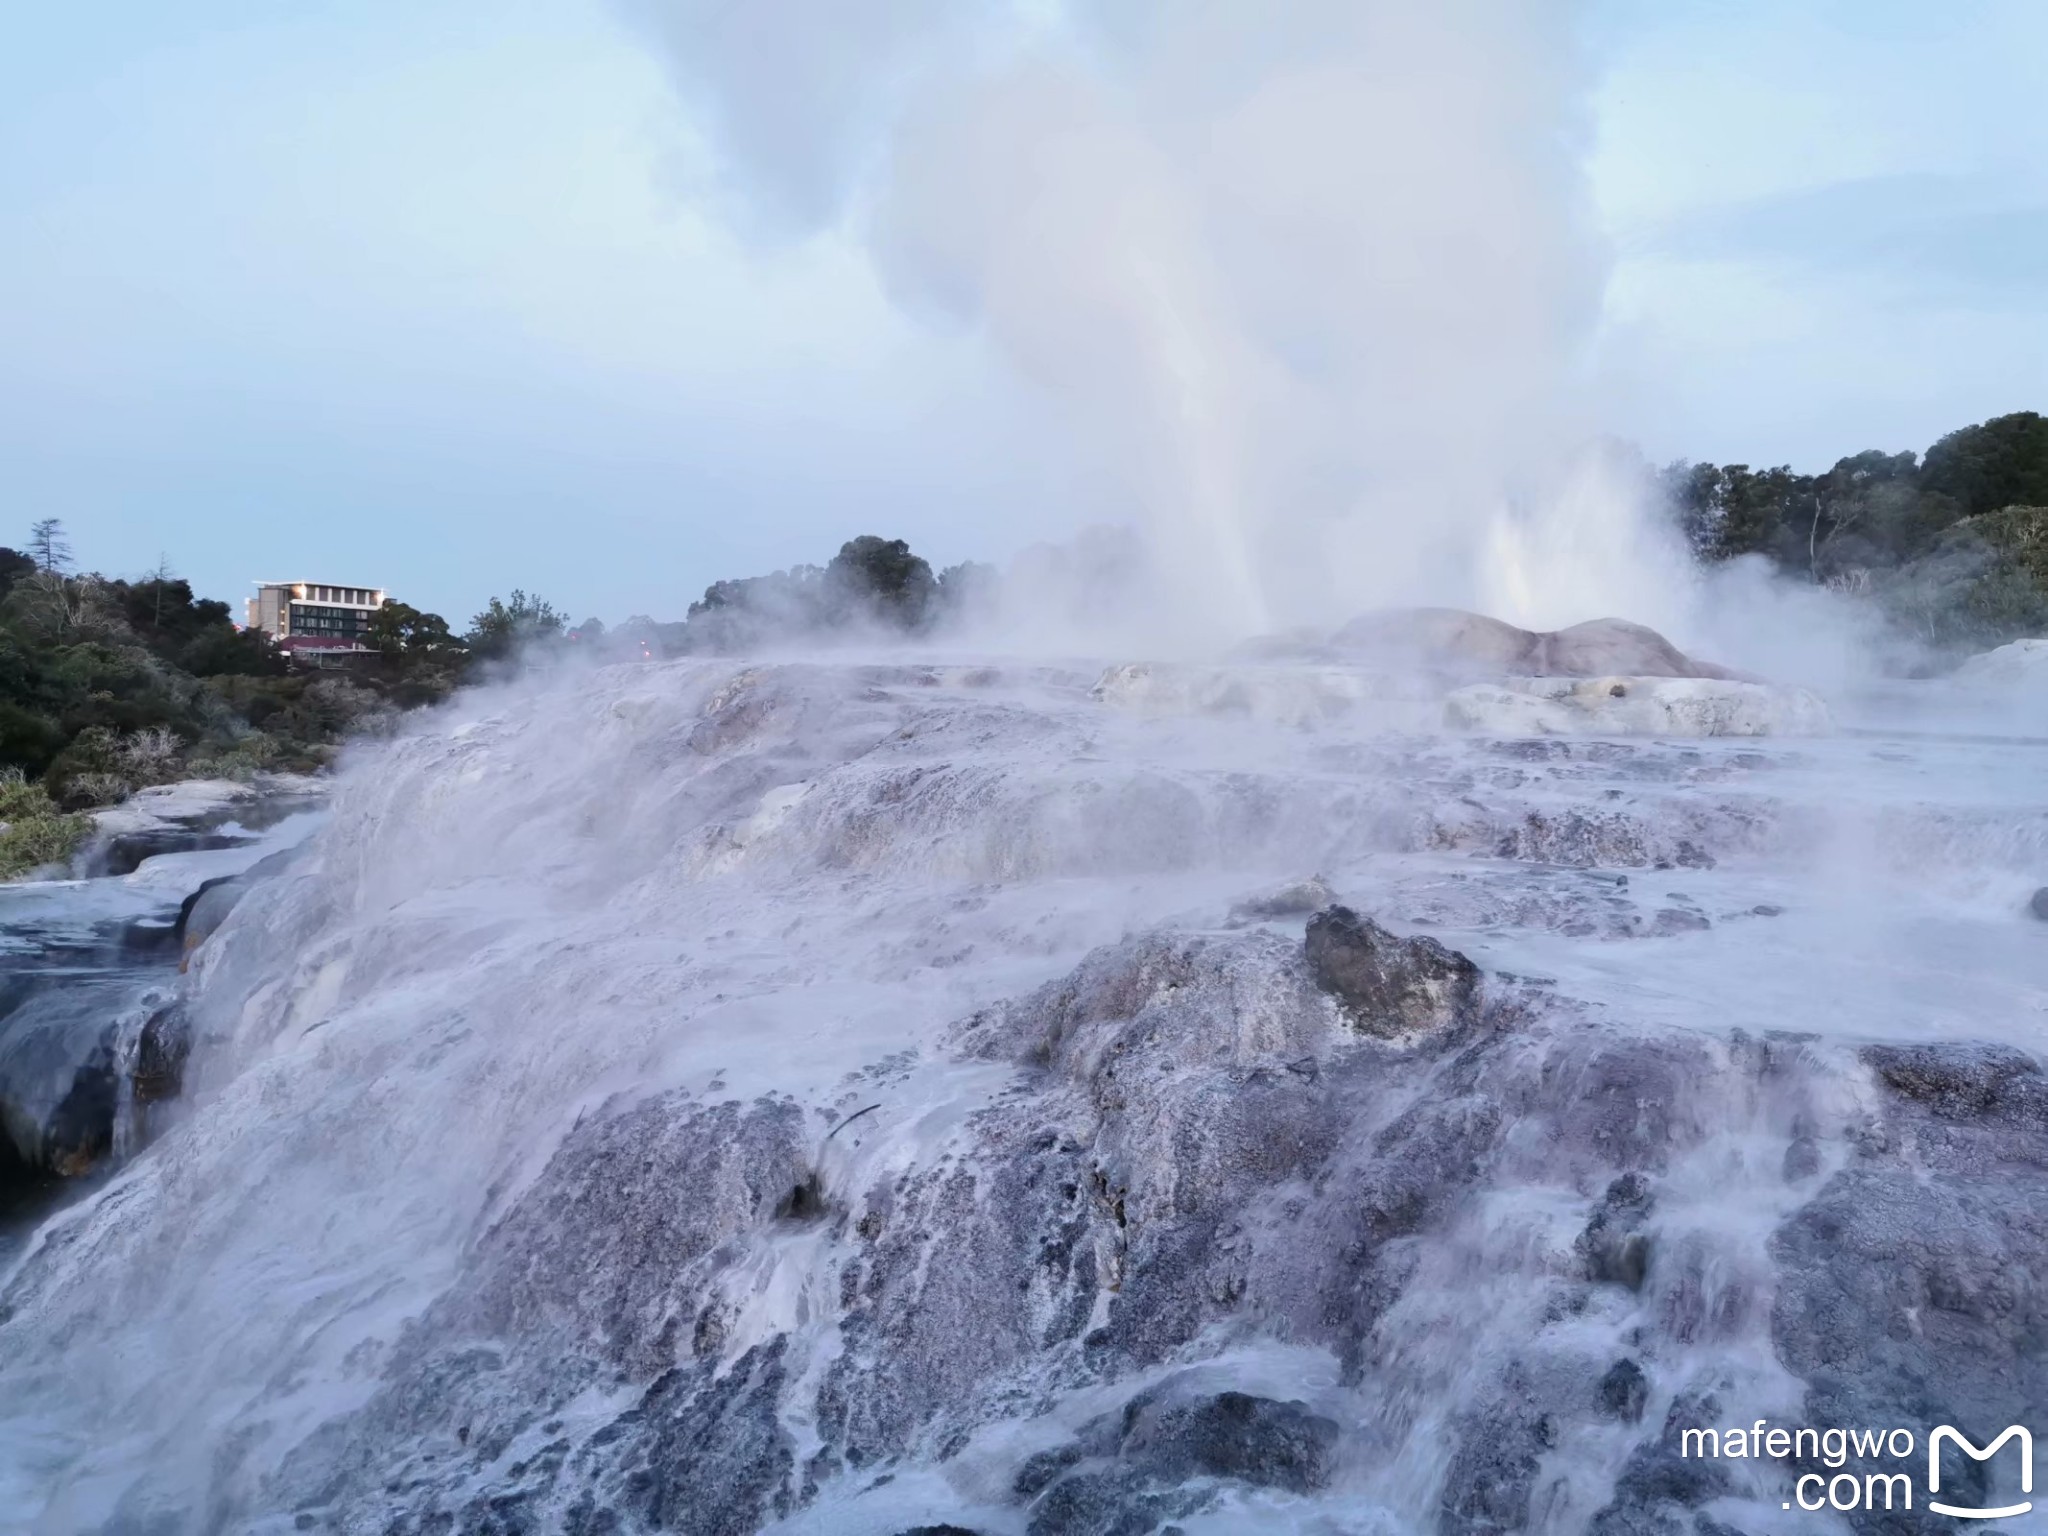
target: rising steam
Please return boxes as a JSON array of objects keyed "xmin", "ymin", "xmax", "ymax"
[{"xmin": 624, "ymin": 0, "xmax": 1696, "ymax": 646}]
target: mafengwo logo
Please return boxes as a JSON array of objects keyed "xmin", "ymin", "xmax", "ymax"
[
  {"xmin": 1929, "ymin": 1426, "xmax": 2032, "ymax": 1521},
  {"xmin": 1679, "ymin": 1419, "xmax": 2033, "ymax": 1518}
]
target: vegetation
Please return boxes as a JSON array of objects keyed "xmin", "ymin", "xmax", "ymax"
[
  {"xmin": 0, "ymin": 519, "xmax": 982, "ymax": 875},
  {"xmin": 1664, "ymin": 410, "xmax": 2048, "ymax": 651},
  {"xmin": 0, "ymin": 768, "xmax": 89, "ymax": 880},
  {"xmin": 0, "ymin": 523, "xmax": 592, "ymax": 873},
  {"xmin": 464, "ymin": 590, "xmax": 566, "ymax": 664},
  {"xmin": 655, "ymin": 535, "xmax": 989, "ymax": 654}
]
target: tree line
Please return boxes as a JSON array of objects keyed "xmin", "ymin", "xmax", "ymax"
[
  {"xmin": 0, "ymin": 530, "xmax": 984, "ymax": 874},
  {"xmin": 1662, "ymin": 410, "xmax": 2048, "ymax": 647},
  {"xmin": 0, "ymin": 526, "xmax": 588, "ymax": 874}
]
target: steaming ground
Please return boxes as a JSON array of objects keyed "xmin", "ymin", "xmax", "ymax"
[{"xmin": 2, "ymin": 650, "xmax": 2046, "ymax": 1534}]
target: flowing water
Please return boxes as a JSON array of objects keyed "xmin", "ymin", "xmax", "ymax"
[
  {"xmin": 0, "ymin": 809, "xmax": 324, "ymax": 1249},
  {"xmin": 1, "ymin": 653, "xmax": 2043, "ymax": 1535}
]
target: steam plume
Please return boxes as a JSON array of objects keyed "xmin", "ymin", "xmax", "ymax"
[{"xmin": 625, "ymin": 0, "xmax": 1693, "ymax": 644}]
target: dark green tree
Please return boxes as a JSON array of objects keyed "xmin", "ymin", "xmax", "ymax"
[
  {"xmin": 465, "ymin": 590, "xmax": 566, "ymax": 662},
  {"xmin": 824, "ymin": 536, "xmax": 937, "ymax": 629},
  {"xmin": 0, "ymin": 548, "xmax": 37, "ymax": 601},
  {"xmin": 1920, "ymin": 412, "xmax": 2048, "ymax": 522},
  {"xmin": 370, "ymin": 600, "xmax": 462, "ymax": 661}
]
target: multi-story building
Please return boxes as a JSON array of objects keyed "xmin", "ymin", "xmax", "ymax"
[{"xmin": 246, "ymin": 581, "xmax": 389, "ymax": 659}]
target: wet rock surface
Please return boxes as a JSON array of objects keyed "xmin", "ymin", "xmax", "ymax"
[
  {"xmin": 1303, "ymin": 904, "xmax": 1481, "ymax": 1036},
  {"xmin": 3, "ymin": 659, "xmax": 2045, "ymax": 1536},
  {"xmin": 1765, "ymin": 1040, "xmax": 2048, "ymax": 1533},
  {"xmin": 0, "ymin": 803, "xmax": 317, "ymax": 1216},
  {"xmin": 1015, "ymin": 1382, "xmax": 1339, "ymax": 1534}
]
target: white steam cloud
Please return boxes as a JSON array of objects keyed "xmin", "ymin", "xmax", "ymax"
[{"xmin": 624, "ymin": 0, "xmax": 1696, "ymax": 648}]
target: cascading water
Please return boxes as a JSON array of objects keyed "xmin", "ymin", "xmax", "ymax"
[{"xmin": 1, "ymin": 648, "xmax": 2042, "ymax": 1535}]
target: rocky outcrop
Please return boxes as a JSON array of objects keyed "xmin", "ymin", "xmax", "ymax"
[
  {"xmin": 1225, "ymin": 873, "xmax": 1337, "ymax": 925},
  {"xmin": 1764, "ymin": 1041, "xmax": 2048, "ymax": 1532},
  {"xmin": 0, "ymin": 976, "xmax": 137, "ymax": 1185},
  {"xmin": 83, "ymin": 773, "xmax": 323, "ymax": 877},
  {"xmin": 172, "ymin": 843, "xmax": 304, "ymax": 965},
  {"xmin": 1303, "ymin": 904, "xmax": 1480, "ymax": 1036},
  {"xmin": 1015, "ymin": 1380, "xmax": 1339, "ymax": 1534},
  {"xmin": 0, "ymin": 825, "xmax": 310, "ymax": 1210}
]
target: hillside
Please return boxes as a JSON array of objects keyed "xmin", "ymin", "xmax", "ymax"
[{"xmin": 0, "ymin": 533, "xmax": 467, "ymax": 876}]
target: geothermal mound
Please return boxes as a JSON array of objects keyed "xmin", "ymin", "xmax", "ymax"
[
  {"xmin": 1183, "ymin": 610, "xmax": 1829, "ymax": 737},
  {"xmin": 1332, "ymin": 608, "xmax": 1746, "ymax": 681}
]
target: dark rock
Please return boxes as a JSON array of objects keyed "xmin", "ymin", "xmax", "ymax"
[
  {"xmin": 1587, "ymin": 1391, "xmax": 1731, "ymax": 1535},
  {"xmin": 134, "ymin": 1002, "xmax": 192, "ymax": 1105},
  {"xmin": 1781, "ymin": 1136, "xmax": 1821, "ymax": 1183},
  {"xmin": 1438, "ymin": 1407, "xmax": 1550, "ymax": 1536},
  {"xmin": 1119, "ymin": 1389, "xmax": 1338, "ymax": 1494},
  {"xmin": 1024, "ymin": 1470, "xmax": 1193, "ymax": 1536},
  {"xmin": 174, "ymin": 844, "xmax": 304, "ymax": 957},
  {"xmin": 894, "ymin": 1527, "xmax": 984, "ymax": 1535},
  {"xmin": 41, "ymin": 1042, "xmax": 117, "ymax": 1176},
  {"xmin": 1578, "ymin": 1173, "xmax": 1655, "ymax": 1290},
  {"xmin": 1647, "ymin": 908, "xmax": 1710, "ymax": 937},
  {"xmin": 1227, "ymin": 875, "xmax": 1337, "ymax": 925},
  {"xmin": 115, "ymin": 915, "xmax": 185, "ymax": 956},
  {"xmin": 1772, "ymin": 1166, "xmax": 2048, "ymax": 1470},
  {"xmin": 1014, "ymin": 1386, "xmax": 1336, "ymax": 1536},
  {"xmin": 610, "ymin": 1339, "xmax": 797, "ymax": 1536},
  {"xmin": 2031, "ymin": 886, "xmax": 2048, "ymax": 920},
  {"xmin": 1861, "ymin": 1041, "xmax": 2048, "ymax": 1128},
  {"xmin": 1014, "ymin": 1445, "xmax": 1085, "ymax": 1498},
  {"xmin": 0, "ymin": 976, "xmax": 136, "ymax": 1189},
  {"xmin": 1596, "ymin": 1359, "xmax": 1648, "ymax": 1423},
  {"xmin": 1304, "ymin": 905, "xmax": 1479, "ymax": 1036}
]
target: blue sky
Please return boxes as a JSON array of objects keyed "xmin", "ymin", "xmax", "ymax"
[{"xmin": 3, "ymin": 0, "xmax": 2043, "ymax": 624}]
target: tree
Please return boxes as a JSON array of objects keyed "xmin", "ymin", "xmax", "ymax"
[
  {"xmin": 824, "ymin": 536, "xmax": 937, "ymax": 629},
  {"xmin": 1921, "ymin": 412, "xmax": 2048, "ymax": 522},
  {"xmin": 178, "ymin": 624, "xmax": 287, "ymax": 678},
  {"xmin": 1667, "ymin": 463, "xmax": 1812, "ymax": 565},
  {"xmin": 0, "ymin": 548, "xmax": 36, "ymax": 602},
  {"xmin": 145, "ymin": 554, "xmax": 175, "ymax": 631},
  {"xmin": 364, "ymin": 601, "xmax": 466, "ymax": 700},
  {"xmin": 465, "ymin": 590, "xmax": 566, "ymax": 662},
  {"xmin": 1805, "ymin": 450, "xmax": 1924, "ymax": 576},
  {"xmin": 369, "ymin": 600, "xmax": 464, "ymax": 669},
  {"xmin": 27, "ymin": 520, "xmax": 72, "ymax": 575}
]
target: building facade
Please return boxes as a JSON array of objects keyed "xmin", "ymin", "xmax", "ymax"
[{"xmin": 247, "ymin": 581, "xmax": 388, "ymax": 659}]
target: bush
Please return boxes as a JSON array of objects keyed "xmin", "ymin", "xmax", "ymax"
[
  {"xmin": 1878, "ymin": 506, "xmax": 2048, "ymax": 652},
  {"xmin": 0, "ymin": 768, "xmax": 87, "ymax": 878},
  {"xmin": 185, "ymin": 730, "xmax": 288, "ymax": 782}
]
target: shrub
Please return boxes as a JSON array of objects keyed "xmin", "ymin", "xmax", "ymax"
[{"xmin": 0, "ymin": 767, "xmax": 88, "ymax": 879}]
